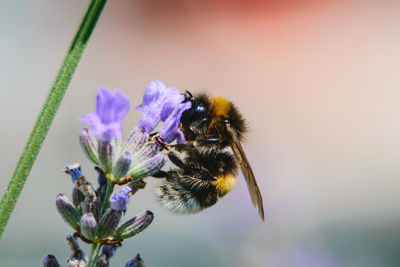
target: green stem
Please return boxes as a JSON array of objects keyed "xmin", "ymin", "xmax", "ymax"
[
  {"xmin": 88, "ymin": 242, "xmax": 102, "ymax": 267},
  {"xmin": 101, "ymin": 179, "xmax": 115, "ymax": 215},
  {"xmin": 0, "ymin": 0, "xmax": 108, "ymax": 238}
]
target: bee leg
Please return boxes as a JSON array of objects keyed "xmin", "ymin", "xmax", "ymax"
[
  {"xmin": 151, "ymin": 170, "xmax": 170, "ymax": 178},
  {"xmin": 197, "ymin": 137, "xmax": 221, "ymax": 146},
  {"xmin": 172, "ymin": 142, "xmax": 194, "ymax": 152},
  {"xmin": 167, "ymin": 152, "xmax": 188, "ymax": 170}
]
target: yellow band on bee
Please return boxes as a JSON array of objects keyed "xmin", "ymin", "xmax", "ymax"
[
  {"xmin": 213, "ymin": 174, "xmax": 237, "ymax": 197},
  {"xmin": 211, "ymin": 96, "xmax": 231, "ymax": 117}
]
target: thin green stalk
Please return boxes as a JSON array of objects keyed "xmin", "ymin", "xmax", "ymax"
[
  {"xmin": 88, "ymin": 243, "xmax": 102, "ymax": 267},
  {"xmin": 101, "ymin": 180, "xmax": 115, "ymax": 215},
  {"xmin": 0, "ymin": 0, "xmax": 108, "ymax": 238}
]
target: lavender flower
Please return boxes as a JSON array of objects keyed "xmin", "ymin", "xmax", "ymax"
[
  {"xmin": 80, "ymin": 213, "xmax": 97, "ymax": 240},
  {"xmin": 110, "ymin": 186, "xmax": 132, "ymax": 211},
  {"xmin": 159, "ymin": 100, "xmax": 191, "ymax": 143},
  {"xmin": 56, "ymin": 194, "xmax": 80, "ymax": 230},
  {"xmin": 96, "ymin": 245, "xmax": 118, "ymax": 267},
  {"xmin": 62, "ymin": 163, "xmax": 82, "ymax": 183},
  {"xmin": 48, "ymin": 83, "xmax": 187, "ymax": 266},
  {"xmin": 79, "ymin": 128, "xmax": 99, "ymax": 165},
  {"xmin": 66, "ymin": 235, "xmax": 87, "ymax": 267},
  {"xmin": 42, "ymin": 254, "xmax": 61, "ymax": 267},
  {"xmin": 96, "ymin": 187, "xmax": 131, "ymax": 239},
  {"xmin": 136, "ymin": 80, "xmax": 191, "ymax": 143},
  {"xmin": 112, "ymin": 152, "xmax": 132, "ymax": 179},
  {"xmin": 125, "ymin": 254, "xmax": 145, "ymax": 267},
  {"xmin": 115, "ymin": 210, "xmax": 154, "ymax": 239},
  {"xmin": 80, "ymin": 88, "xmax": 130, "ymax": 142}
]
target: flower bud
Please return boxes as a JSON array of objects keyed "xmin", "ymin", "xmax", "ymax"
[
  {"xmin": 122, "ymin": 128, "xmax": 147, "ymax": 154},
  {"xmin": 124, "ymin": 254, "xmax": 145, "ymax": 267},
  {"xmin": 83, "ymin": 196, "xmax": 101, "ymax": 222},
  {"xmin": 72, "ymin": 187, "xmax": 85, "ymax": 212},
  {"xmin": 110, "ymin": 187, "xmax": 132, "ymax": 211},
  {"xmin": 42, "ymin": 254, "xmax": 61, "ymax": 267},
  {"xmin": 95, "ymin": 255, "xmax": 109, "ymax": 267},
  {"xmin": 78, "ymin": 177, "xmax": 96, "ymax": 199},
  {"xmin": 131, "ymin": 143, "xmax": 160, "ymax": 163},
  {"xmin": 128, "ymin": 179, "xmax": 146, "ymax": 195},
  {"xmin": 79, "ymin": 128, "xmax": 99, "ymax": 165},
  {"xmin": 62, "ymin": 163, "xmax": 82, "ymax": 183},
  {"xmin": 66, "ymin": 235, "xmax": 87, "ymax": 266},
  {"xmin": 56, "ymin": 194, "xmax": 80, "ymax": 230},
  {"xmin": 80, "ymin": 213, "xmax": 97, "ymax": 241},
  {"xmin": 97, "ymin": 209, "xmax": 122, "ymax": 239},
  {"xmin": 98, "ymin": 140, "xmax": 114, "ymax": 173},
  {"xmin": 95, "ymin": 245, "xmax": 118, "ymax": 267},
  {"xmin": 112, "ymin": 152, "xmax": 132, "ymax": 179},
  {"xmin": 95, "ymin": 166, "xmax": 107, "ymax": 186},
  {"xmin": 95, "ymin": 166, "xmax": 108, "ymax": 201},
  {"xmin": 101, "ymin": 245, "xmax": 117, "ymax": 259},
  {"xmin": 129, "ymin": 153, "xmax": 166, "ymax": 179},
  {"xmin": 115, "ymin": 210, "xmax": 154, "ymax": 239}
]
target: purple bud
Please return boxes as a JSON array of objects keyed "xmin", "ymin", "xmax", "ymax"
[
  {"xmin": 56, "ymin": 194, "xmax": 80, "ymax": 230},
  {"xmin": 72, "ymin": 187, "xmax": 85, "ymax": 212},
  {"xmin": 79, "ymin": 128, "xmax": 99, "ymax": 165},
  {"xmin": 95, "ymin": 166, "xmax": 107, "ymax": 186},
  {"xmin": 129, "ymin": 153, "xmax": 166, "ymax": 179},
  {"xmin": 101, "ymin": 245, "xmax": 118, "ymax": 259},
  {"xmin": 115, "ymin": 210, "xmax": 154, "ymax": 239},
  {"xmin": 42, "ymin": 254, "xmax": 60, "ymax": 267},
  {"xmin": 124, "ymin": 254, "xmax": 145, "ymax": 267},
  {"xmin": 96, "ymin": 255, "xmax": 109, "ymax": 267},
  {"xmin": 110, "ymin": 187, "xmax": 132, "ymax": 211},
  {"xmin": 97, "ymin": 209, "xmax": 122, "ymax": 239},
  {"xmin": 78, "ymin": 177, "xmax": 96, "ymax": 199},
  {"xmin": 62, "ymin": 163, "xmax": 82, "ymax": 183},
  {"xmin": 83, "ymin": 196, "xmax": 101, "ymax": 222},
  {"xmin": 121, "ymin": 127, "xmax": 147, "ymax": 155},
  {"xmin": 80, "ymin": 213, "xmax": 97, "ymax": 241},
  {"xmin": 98, "ymin": 140, "xmax": 114, "ymax": 173},
  {"xmin": 112, "ymin": 152, "xmax": 132, "ymax": 179},
  {"xmin": 66, "ymin": 235, "xmax": 87, "ymax": 266}
]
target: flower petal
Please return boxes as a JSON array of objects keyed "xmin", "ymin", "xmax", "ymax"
[
  {"xmin": 110, "ymin": 186, "xmax": 132, "ymax": 211},
  {"xmin": 113, "ymin": 90, "xmax": 130, "ymax": 121},
  {"xmin": 81, "ymin": 88, "xmax": 130, "ymax": 142},
  {"xmin": 96, "ymin": 88, "xmax": 114, "ymax": 124},
  {"xmin": 160, "ymin": 87, "xmax": 185, "ymax": 121},
  {"xmin": 159, "ymin": 101, "xmax": 191, "ymax": 143},
  {"xmin": 136, "ymin": 80, "xmax": 185, "ymax": 134}
]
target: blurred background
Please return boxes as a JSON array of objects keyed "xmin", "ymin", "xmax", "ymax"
[{"xmin": 1, "ymin": 0, "xmax": 400, "ymax": 266}]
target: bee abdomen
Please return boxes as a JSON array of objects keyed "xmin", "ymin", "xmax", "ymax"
[{"xmin": 156, "ymin": 172, "xmax": 218, "ymax": 214}]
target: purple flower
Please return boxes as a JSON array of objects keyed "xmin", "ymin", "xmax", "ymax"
[
  {"xmin": 80, "ymin": 88, "xmax": 130, "ymax": 142},
  {"xmin": 159, "ymin": 100, "xmax": 192, "ymax": 143},
  {"xmin": 62, "ymin": 163, "xmax": 82, "ymax": 183},
  {"xmin": 136, "ymin": 81, "xmax": 191, "ymax": 143},
  {"xmin": 110, "ymin": 186, "xmax": 132, "ymax": 211},
  {"xmin": 42, "ymin": 254, "xmax": 60, "ymax": 267}
]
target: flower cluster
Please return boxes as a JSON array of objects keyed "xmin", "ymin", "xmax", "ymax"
[{"xmin": 44, "ymin": 81, "xmax": 190, "ymax": 267}]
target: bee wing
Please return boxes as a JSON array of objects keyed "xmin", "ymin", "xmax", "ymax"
[{"xmin": 226, "ymin": 123, "xmax": 265, "ymax": 221}]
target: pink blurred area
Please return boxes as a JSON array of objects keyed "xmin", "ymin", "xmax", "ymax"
[{"xmin": 0, "ymin": 0, "xmax": 400, "ymax": 266}]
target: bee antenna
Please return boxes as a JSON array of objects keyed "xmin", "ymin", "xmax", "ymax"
[{"xmin": 184, "ymin": 90, "xmax": 193, "ymax": 100}]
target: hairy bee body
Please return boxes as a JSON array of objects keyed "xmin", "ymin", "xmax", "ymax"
[{"xmin": 155, "ymin": 93, "xmax": 265, "ymax": 220}]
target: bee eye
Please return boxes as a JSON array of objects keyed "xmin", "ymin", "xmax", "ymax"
[{"xmin": 194, "ymin": 105, "xmax": 206, "ymax": 113}]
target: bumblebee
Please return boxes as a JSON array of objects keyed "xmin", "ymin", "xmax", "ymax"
[{"xmin": 153, "ymin": 92, "xmax": 264, "ymax": 221}]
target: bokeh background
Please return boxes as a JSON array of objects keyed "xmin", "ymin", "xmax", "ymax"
[{"xmin": 1, "ymin": 0, "xmax": 400, "ymax": 266}]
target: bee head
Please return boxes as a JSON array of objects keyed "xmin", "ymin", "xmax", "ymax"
[{"xmin": 180, "ymin": 93, "xmax": 247, "ymax": 145}]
